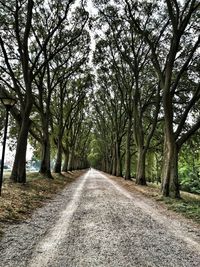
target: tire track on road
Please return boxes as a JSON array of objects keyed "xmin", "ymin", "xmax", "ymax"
[
  {"xmin": 28, "ymin": 171, "xmax": 89, "ymax": 267},
  {"xmin": 99, "ymin": 171, "xmax": 200, "ymax": 254}
]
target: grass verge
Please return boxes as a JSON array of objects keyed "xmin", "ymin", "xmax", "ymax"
[
  {"xmin": 106, "ymin": 173, "xmax": 200, "ymax": 225},
  {"xmin": 0, "ymin": 170, "xmax": 86, "ymax": 237},
  {"xmin": 158, "ymin": 193, "xmax": 200, "ymax": 224}
]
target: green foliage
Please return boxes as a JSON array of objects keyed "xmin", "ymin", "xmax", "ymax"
[
  {"xmin": 87, "ymin": 136, "xmax": 103, "ymax": 167},
  {"xmin": 0, "ymin": 0, "xmax": 199, "ymax": 199},
  {"xmin": 179, "ymin": 138, "xmax": 200, "ymax": 194},
  {"xmin": 179, "ymin": 168, "xmax": 200, "ymax": 194},
  {"xmin": 161, "ymin": 197, "xmax": 200, "ymax": 223}
]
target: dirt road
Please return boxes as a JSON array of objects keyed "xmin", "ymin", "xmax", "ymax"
[{"xmin": 0, "ymin": 169, "xmax": 200, "ymax": 267}]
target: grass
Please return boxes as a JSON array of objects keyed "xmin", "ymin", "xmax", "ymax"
[
  {"xmin": 107, "ymin": 174, "xmax": 200, "ymax": 225},
  {"xmin": 134, "ymin": 180, "xmax": 200, "ymax": 224},
  {"xmin": 0, "ymin": 170, "xmax": 86, "ymax": 237},
  {"xmin": 157, "ymin": 192, "xmax": 200, "ymax": 224}
]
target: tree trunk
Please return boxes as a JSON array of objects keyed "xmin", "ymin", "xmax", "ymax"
[
  {"xmin": 161, "ymin": 89, "xmax": 180, "ymax": 198},
  {"xmin": 68, "ymin": 149, "xmax": 74, "ymax": 171},
  {"xmin": 39, "ymin": 117, "xmax": 52, "ymax": 178},
  {"xmin": 39, "ymin": 138, "xmax": 52, "ymax": 178},
  {"xmin": 105, "ymin": 154, "xmax": 110, "ymax": 173},
  {"xmin": 103, "ymin": 157, "xmax": 106, "ymax": 172},
  {"xmin": 134, "ymin": 109, "xmax": 146, "ymax": 185},
  {"xmin": 136, "ymin": 148, "xmax": 147, "ymax": 185},
  {"xmin": 106, "ymin": 158, "xmax": 110, "ymax": 173},
  {"xmin": 161, "ymin": 134, "xmax": 180, "ymax": 198},
  {"xmin": 62, "ymin": 148, "xmax": 69, "ymax": 172},
  {"xmin": 10, "ymin": 0, "xmax": 34, "ymax": 183},
  {"xmin": 108, "ymin": 156, "xmax": 112, "ymax": 174},
  {"xmin": 125, "ymin": 117, "xmax": 131, "ymax": 180},
  {"xmin": 112, "ymin": 145, "xmax": 116, "ymax": 176},
  {"xmin": 116, "ymin": 141, "xmax": 122, "ymax": 177},
  {"xmin": 54, "ymin": 138, "xmax": 62, "ymax": 173},
  {"xmin": 10, "ymin": 116, "xmax": 31, "ymax": 183}
]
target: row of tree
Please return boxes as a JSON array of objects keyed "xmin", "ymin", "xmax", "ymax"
[
  {"xmin": 88, "ymin": 0, "xmax": 200, "ymax": 198},
  {"xmin": 0, "ymin": 0, "xmax": 199, "ymax": 199},
  {"xmin": 0, "ymin": 0, "xmax": 92, "ymax": 183}
]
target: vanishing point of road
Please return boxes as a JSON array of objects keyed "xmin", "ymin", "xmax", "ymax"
[{"xmin": 1, "ymin": 169, "xmax": 200, "ymax": 267}]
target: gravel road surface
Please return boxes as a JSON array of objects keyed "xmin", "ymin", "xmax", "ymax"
[{"xmin": 0, "ymin": 169, "xmax": 200, "ymax": 267}]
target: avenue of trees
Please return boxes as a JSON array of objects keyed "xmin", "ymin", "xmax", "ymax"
[
  {"xmin": 0, "ymin": 0, "xmax": 92, "ymax": 183},
  {"xmin": 88, "ymin": 0, "xmax": 200, "ymax": 198},
  {"xmin": 0, "ymin": 0, "xmax": 199, "ymax": 199}
]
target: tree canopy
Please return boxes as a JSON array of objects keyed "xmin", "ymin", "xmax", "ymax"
[{"xmin": 0, "ymin": 0, "xmax": 199, "ymax": 198}]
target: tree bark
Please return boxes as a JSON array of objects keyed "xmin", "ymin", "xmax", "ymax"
[
  {"xmin": 160, "ymin": 85, "xmax": 180, "ymax": 198},
  {"xmin": 54, "ymin": 138, "xmax": 62, "ymax": 173},
  {"xmin": 62, "ymin": 148, "xmax": 69, "ymax": 172},
  {"xmin": 39, "ymin": 115, "xmax": 52, "ymax": 178},
  {"xmin": 161, "ymin": 133, "xmax": 180, "ymax": 198},
  {"xmin": 10, "ymin": 115, "xmax": 31, "ymax": 183},
  {"xmin": 116, "ymin": 141, "xmax": 122, "ymax": 177},
  {"xmin": 112, "ymin": 144, "xmax": 116, "ymax": 176},
  {"xmin": 39, "ymin": 140, "xmax": 52, "ymax": 178},
  {"xmin": 108, "ymin": 156, "xmax": 112, "ymax": 174},
  {"xmin": 10, "ymin": 0, "xmax": 34, "ymax": 183},
  {"xmin": 136, "ymin": 148, "xmax": 147, "ymax": 185},
  {"xmin": 67, "ymin": 148, "xmax": 74, "ymax": 171},
  {"xmin": 133, "ymin": 103, "xmax": 147, "ymax": 185},
  {"xmin": 105, "ymin": 153, "xmax": 110, "ymax": 173},
  {"xmin": 125, "ymin": 117, "xmax": 131, "ymax": 180}
]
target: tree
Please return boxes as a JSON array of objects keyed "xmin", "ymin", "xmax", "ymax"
[
  {"xmin": 0, "ymin": 0, "xmax": 89, "ymax": 182},
  {"xmin": 91, "ymin": 63, "xmax": 127, "ymax": 176},
  {"xmin": 53, "ymin": 71, "xmax": 92, "ymax": 172},
  {"xmin": 124, "ymin": 0, "xmax": 200, "ymax": 197},
  {"xmin": 94, "ymin": 4, "xmax": 161, "ymax": 183}
]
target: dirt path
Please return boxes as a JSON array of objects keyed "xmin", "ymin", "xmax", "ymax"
[{"xmin": 0, "ymin": 169, "xmax": 200, "ymax": 267}]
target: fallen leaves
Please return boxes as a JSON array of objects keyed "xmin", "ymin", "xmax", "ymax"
[{"xmin": 0, "ymin": 170, "xmax": 86, "ymax": 236}]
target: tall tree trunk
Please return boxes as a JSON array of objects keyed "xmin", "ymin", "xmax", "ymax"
[
  {"xmin": 62, "ymin": 148, "xmax": 69, "ymax": 172},
  {"xmin": 161, "ymin": 90, "xmax": 180, "ymax": 198},
  {"xmin": 133, "ymin": 88, "xmax": 147, "ymax": 185},
  {"xmin": 136, "ymin": 148, "xmax": 147, "ymax": 185},
  {"xmin": 68, "ymin": 148, "xmax": 74, "ymax": 171},
  {"xmin": 101, "ymin": 158, "xmax": 105, "ymax": 172},
  {"xmin": 39, "ymin": 115, "xmax": 52, "ymax": 178},
  {"xmin": 40, "ymin": 139, "xmax": 52, "ymax": 178},
  {"xmin": 108, "ymin": 156, "xmax": 112, "ymax": 174},
  {"xmin": 54, "ymin": 138, "xmax": 62, "ymax": 173},
  {"xmin": 54, "ymin": 91, "xmax": 64, "ymax": 173},
  {"xmin": 112, "ymin": 144, "xmax": 116, "ymax": 176},
  {"xmin": 134, "ymin": 110, "xmax": 147, "ymax": 185},
  {"xmin": 161, "ymin": 133, "xmax": 180, "ymax": 198},
  {"xmin": 73, "ymin": 156, "xmax": 77, "ymax": 170},
  {"xmin": 103, "ymin": 157, "xmax": 106, "ymax": 172},
  {"xmin": 10, "ymin": 115, "xmax": 31, "ymax": 183},
  {"xmin": 125, "ymin": 117, "xmax": 131, "ymax": 180},
  {"xmin": 104, "ymin": 156, "xmax": 108, "ymax": 172},
  {"xmin": 106, "ymin": 158, "xmax": 110, "ymax": 173},
  {"xmin": 10, "ymin": 0, "xmax": 34, "ymax": 183},
  {"xmin": 105, "ymin": 154, "xmax": 110, "ymax": 173},
  {"xmin": 116, "ymin": 141, "xmax": 122, "ymax": 177}
]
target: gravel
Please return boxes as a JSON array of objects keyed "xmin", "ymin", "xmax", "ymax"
[{"xmin": 0, "ymin": 169, "xmax": 200, "ymax": 267}]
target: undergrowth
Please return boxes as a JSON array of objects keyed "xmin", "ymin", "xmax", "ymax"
[
  {"xmin": 0, "ymin": 170, "xmax": 85, "ymax": 237},
  {"xmin": 109, "ymin": 174, "xmax": 200, "ymax": 225},
  {"xmin": 158, "ymin": 195, "xmax": 200, "ymax": 224}
]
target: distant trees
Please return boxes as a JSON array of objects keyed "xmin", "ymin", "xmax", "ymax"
[{"xmin": 92, "ymin": 3, "xmax": 161, "ymax": 185}]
